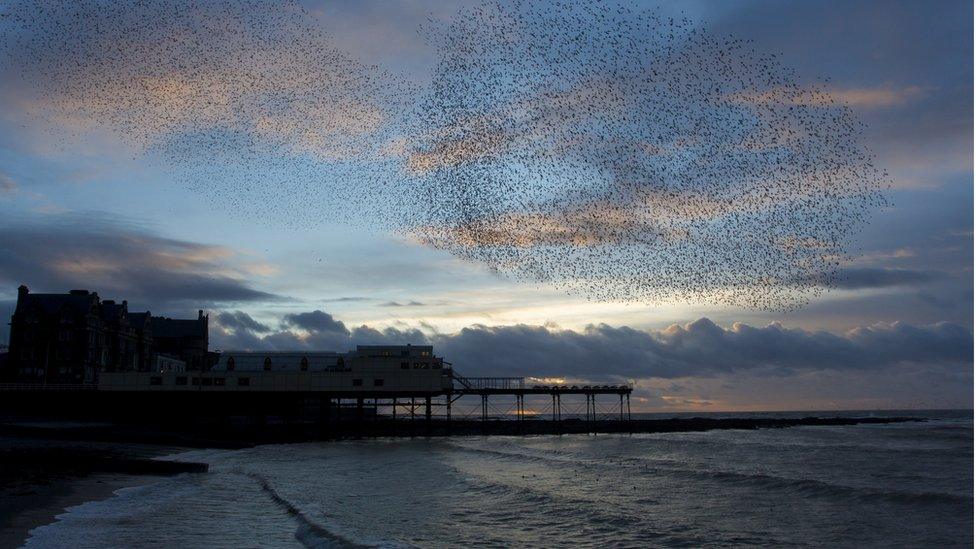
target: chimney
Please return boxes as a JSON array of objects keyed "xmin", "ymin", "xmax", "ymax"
[
  {"xmin": 17, "ymin": 285, "xmax": 28, "ymax": 300},
  {"xmin": 198, "ymin": 309, "xmax": 204, "ymax": 320}
]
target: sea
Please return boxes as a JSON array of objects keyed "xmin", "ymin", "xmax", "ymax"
[{"xmin": 24, "ymin": 410, "xmax": 973, "ymax": 548}]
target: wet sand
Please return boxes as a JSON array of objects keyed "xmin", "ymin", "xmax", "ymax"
[
  {"xmin": 0, "ymin": 436, "xmax": 204, "ymax": 548},
  {"xmin": 0, "ymin": 473, "xmax": 153, "ymax": 548}
]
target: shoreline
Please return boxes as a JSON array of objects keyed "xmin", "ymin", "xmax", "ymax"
[
  {"xmin": 0, "ymin": 440, "xmax": 204, "ymax": 548},
  {"xmin": 1, "ymin": 472, "xmax": 154, "ymax": 549}
]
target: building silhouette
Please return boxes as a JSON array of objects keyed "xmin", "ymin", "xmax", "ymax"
[{"xmin": 4, "ymin": 285, "xmax": 209, "ymax": 383}]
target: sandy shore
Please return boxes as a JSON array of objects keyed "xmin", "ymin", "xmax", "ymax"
[
  {"xmin": 0, "ymin": 472, "xmax": 154, "ymax": 548},
  {"xmin": 0, "ymin": 433, "xmax": 205, "ymax": 548}
]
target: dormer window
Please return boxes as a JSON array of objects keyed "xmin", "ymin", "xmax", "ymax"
[
  {"xmin": 226, "ymin": 357, "xmax": 235, "ymax": 371},
  {"xmin": 300, "ymin": 357, "xmax": 309, "ymax": 371},
  {"xmin": 264, "ymin": 357, "xmax": 272, "ymax": 371}
]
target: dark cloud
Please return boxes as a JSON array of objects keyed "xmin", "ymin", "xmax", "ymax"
[
  {"xmin": 210, "ymin": 311, "xmax": 972, "ymax": 383},
  {"xmin": 282, "ymin": 310, "xmax": 348, "ymax": 334},
  {"xmin": 0, "ymin": 215, "xmax": 280, "ymax": 309},
  {"xmin": 380, "ymin": 300, "xmax": 425, "ymax": 307},
  {"xmin": 216, "ymin": 311, "xmax": 271, "ymax": 333}
]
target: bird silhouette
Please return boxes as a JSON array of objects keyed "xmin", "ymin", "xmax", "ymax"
[{"xmin": 0, "ymin": 0, "xmax": 889, "ymax": 311}]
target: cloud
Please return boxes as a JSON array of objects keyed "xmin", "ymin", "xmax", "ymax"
[
  {"xmin": 733, "ymin": 85, "xmax": 931, "ymax": 110},
  {"xmin": 3, "ymin": 0, "xmax": 397, "ymax": 162},
  {"xmin": 282, "ymin": 310, "xmax": 348, "ymax": 334},
  {"xmin": 0, "ymin": 173, "xmax": 16, "ymax": 196},
  {"xmin": 830, "ymin": 85, "xmax": 931, "ymax": 109},
  {"xmin": 381, "ymin": 300, "xmax": 426, "ymax": 307},
  {"xmin": 209, "ymin": 311, "xmax": 973, "ymax": 384},
  {"xmin": 0, "ymin": 214, "xmax": 279, "ymax": 308},
  {"xmin": 216, "ymin": 311, "xmax": 271, "ymax": 334}
]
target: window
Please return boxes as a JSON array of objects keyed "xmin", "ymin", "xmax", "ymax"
[
  {"xmin": 300, "ymin": 357, "xmax": 309, "ymax": 372},
  {"xmin": 238, "ymin": 377, "xmax": 250, "ymax": 386},
  {"xmin": 420, "ymin": 351, "xmax": 431, "ymax": 357},
  {"xmin": 352, "ymin": 379, "xmax": 363, "ymax": 387},
  {"xmin": 59, "ymin": 330, "xmax": 71, "ymax": 342},
  {"xmin": 149, "ymin": 376, "xmax": 163, "ymax": 386},
  {"xmin": 401, "ymin": 362, "xmax": 409, "ymax": 369},
  {"xmin": 226, "ymin": 357, "xmax": 235, "ymax": 371},
  {"xmin": 337, "ymin": 357, "xmax": 345, "ymax": 370},
  {"xmin": 175, "ymin": 376, "xmax": 188, "ymax": 386},
  {"xmin": 191, "ymin": 377, "xmax": 200, "ymax": 386},
  {"xmin": 214, "ymin": 378, "xmax": 225, "ymax": 386},
  {"xmin": 263, "ymin": 357, "xmax": 272, "ymax": 371},
  {"xmin": 201, "ymin": 377, "xmax": 213, "ymax": 386},
  {"xmin": 401, "ymin": 350, "xmax": 409, "ymax": 357},
  {"xmin": 373, "ymin": 379, "xmax": 384, "ymax": 387}
]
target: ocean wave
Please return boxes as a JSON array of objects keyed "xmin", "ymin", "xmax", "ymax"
[
  {"xmin": 667, "ymin": 468, "xmax": 972, "ymax": 506},
  {"xmin": 246, "ymin": 472, "xmax": 413, "ymax": 549},
  {"xmin": 444, "ymin": 439, "xmax": 970, "ymax": 507}
]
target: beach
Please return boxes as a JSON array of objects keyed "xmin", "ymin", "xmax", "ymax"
[{"xmin": 0, "ymin": 431, "xmax": 208, "ymax": 548}]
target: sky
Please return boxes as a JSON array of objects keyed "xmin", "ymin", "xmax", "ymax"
[{"xmin": 0, "ymin": 0, "xmax": 971, "ymax": 411}]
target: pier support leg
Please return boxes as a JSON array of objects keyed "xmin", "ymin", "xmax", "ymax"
[
  {"xmin": 626, "ymin": 394, "xmax": 631, "ymax": 421},
  {"xmin": 481, "ymin": 394, "xmax": 488, "ymax": 421},
  {"xmin": 445, "ymin": 395, "xmax": 452, "ymax": 435},
  {"xmin": 392, "ymin": 397, "xmax": 397, "ymax": 420},
  {"xmin": 619, "ymin": 394, "xmax": 624, "ymax": 421},
  {"xmin": 425, "ymin": 396, "xmax": 432, "ymax": 424},
  {"xmin": 552, "ymin": 394, "xmax": 557, "ymax": 422}
]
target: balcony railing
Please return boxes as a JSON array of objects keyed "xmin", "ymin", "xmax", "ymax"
[{"xmin": 0, "ymin": 383, "xmax": 96, "ymax": 391}]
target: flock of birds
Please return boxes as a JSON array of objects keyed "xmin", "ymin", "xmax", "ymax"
[{"xmin": 0, "ymin": 0, "xmax": 888, "ymax": 310}]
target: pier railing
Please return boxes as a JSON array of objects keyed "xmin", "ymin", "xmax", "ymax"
[
  {"xmin": 452, "ymin": 375, "xmax": 525, "ymax": 391},
  {"xmin": 0, "ymin": 383, "xmax": 97, "ymax": 391}
]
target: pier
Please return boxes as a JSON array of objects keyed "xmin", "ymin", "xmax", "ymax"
[{"xmin": 0, "ymin": 368, "xmax": 636, "ymax": 433}]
